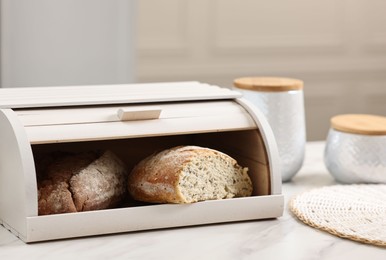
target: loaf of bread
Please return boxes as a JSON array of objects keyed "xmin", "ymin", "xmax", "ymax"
[
  {"xmin": 37, "ymin": 150, "xmax": 127, "ymax": 215},
  {"xmin": 127, "ymin": 146, "xmax": 253, "ymax": 203}
]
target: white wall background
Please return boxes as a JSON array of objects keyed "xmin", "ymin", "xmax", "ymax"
[
  {"xmin": 1, "ymin": 1, "xmax": 385, "ymax": 140},
  {"xmin": 136, "ymin": 0, "xmax": 386, "ymax": 140},
  {"xmin": 0, "ymin": 0, "xmax": 135, "ymax": 88}
]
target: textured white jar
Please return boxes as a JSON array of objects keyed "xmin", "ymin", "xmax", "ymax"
[
  {"xmin": 234, "ymin": 77, "xmax": 306, "ymax": 182},
  {"xmin": 324, "ymin": 114, "xmax": 386, "ymax": 184}
]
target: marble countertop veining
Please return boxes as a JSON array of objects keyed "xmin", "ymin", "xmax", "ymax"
[{"xmin": 1, "ymin": 142, "xmax": 385, "ymax": 259}]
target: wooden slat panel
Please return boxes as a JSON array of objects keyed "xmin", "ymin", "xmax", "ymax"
[
  {"xmin": 0, "ymin": 82, "xmax": 242, "ymax": 109},
  {"xmin": 26, "ymin": 112, "xmax": 256, "ymax": 144},
  {"xmin": 16, "ymin": 101, "xmax": 248, "ymax": 126}
]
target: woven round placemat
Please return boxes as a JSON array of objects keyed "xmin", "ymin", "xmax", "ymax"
[{"xmin": 290, "ymin": 184, "xmax": 386, "ymax": 247}]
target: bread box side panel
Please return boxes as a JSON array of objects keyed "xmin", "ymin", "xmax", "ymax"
[
  {"xmin": 0, "ymin": 109, "xmax": 38, "ymax": 241},
  {"xmin": 236, "ymin": 98, "xmax": 282, "ymax": 194}
]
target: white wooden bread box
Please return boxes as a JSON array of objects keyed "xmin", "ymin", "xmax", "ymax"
[{"xmin": 0, "ymin": 82, "xmax": 284, "ymax": 243}]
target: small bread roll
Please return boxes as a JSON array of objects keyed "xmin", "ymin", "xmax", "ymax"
[
  {"xmin": 38, "ymin": 150, "xmax": 127, "ymax": 215},
  {"xmin": 128, "ymin": 146, "xmax": 252, "ymax": 203}
]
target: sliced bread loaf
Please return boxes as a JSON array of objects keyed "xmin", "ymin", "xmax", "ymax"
[{"xmin": 128, "ymin": 146, "xmax": 252, "ymax": 203}]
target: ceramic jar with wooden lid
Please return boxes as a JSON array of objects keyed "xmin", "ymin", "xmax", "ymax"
[
  {"xmin": 234, "ymin": 77, "xmax": 306, "ymax": 182},
  {"xmin": 324, "ymin": 114, "xmax": 386, "ymax": 184}
]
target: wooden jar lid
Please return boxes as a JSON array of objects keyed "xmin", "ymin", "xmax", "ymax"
[
  {"xmin": 331, "ymin": 114, "xmax": 386, "ymax": 135},
  {"xmin": 233, "ymin": 77, "xmax": 303, "ymax": 92}
]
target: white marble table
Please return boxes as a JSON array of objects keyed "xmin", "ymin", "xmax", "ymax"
[{"xmin": 1, "ymin": 142, "xmax": 385, "ymax": 259}]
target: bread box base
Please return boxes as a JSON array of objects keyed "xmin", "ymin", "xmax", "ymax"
[
  {"xmin": 20, "ymin": 195, "xmax": 283, "ymax": 242},
  {"xmin": 0, "ymin": 82, "xmax": 283, "ymax": 243}
]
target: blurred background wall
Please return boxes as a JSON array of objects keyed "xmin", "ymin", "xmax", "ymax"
[
  {"xmin": 1, "ymin": 0, "xmax": 386, "ymax": 140},
  {"xmin": 136, "ymin": 0, "xmax": 386, "ymax": 140},
  {"xmin": 0, "ymin": 0, "xmax": 135, "ymax": 87}
]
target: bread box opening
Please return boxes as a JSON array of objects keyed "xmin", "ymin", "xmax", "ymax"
[{"xmin": 32, "ymin": 129, "xmax": 272, "ymax": 209}]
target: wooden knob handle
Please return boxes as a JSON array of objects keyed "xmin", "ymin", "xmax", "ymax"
[{"xmin": 117, "ymin": 106, "xmax": 162, "ymax": 121}]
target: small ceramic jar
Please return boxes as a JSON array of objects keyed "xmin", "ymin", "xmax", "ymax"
[
  {"xmin": 324, "ymin": 114, "xmax": 386, "ymax": 184},
  {"xmin": 233, "ymin": 77, "xmax": 306, "ymax": 182}
]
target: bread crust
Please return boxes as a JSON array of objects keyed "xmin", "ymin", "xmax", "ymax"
[
  {"xmin": 38, "ymin": 150, "xmax": 127, "ymax": 215},
  {"xmin": 128, "ymin": 146, "xmax": 252, "ymax": 203},
  {"xmin": 127, "ymin": 146, "xmax": 191, "ymax": 203}
]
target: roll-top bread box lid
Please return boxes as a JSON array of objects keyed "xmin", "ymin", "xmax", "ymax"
[{"xmin": 0, "ymin": 81, "xmax": 283, "ymax": 243}]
